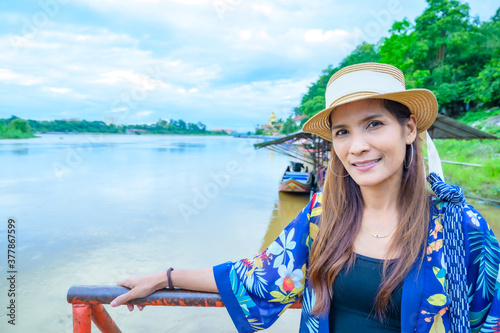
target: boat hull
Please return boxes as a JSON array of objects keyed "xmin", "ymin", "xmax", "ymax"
[{"xmin": 279, "ymin": 174, "xmax": 313, "ymax": 193}]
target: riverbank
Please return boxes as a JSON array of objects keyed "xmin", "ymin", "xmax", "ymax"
[{"xmin": 0, "ymin": 128, "xmax": 36, "ymax": 139}]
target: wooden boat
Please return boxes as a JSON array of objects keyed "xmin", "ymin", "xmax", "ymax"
[{"xmin": 279, "ymin": 162, "xmax": 313, "ymax": 193}]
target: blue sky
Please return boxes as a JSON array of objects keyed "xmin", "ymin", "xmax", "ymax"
[{"xmin": 0, "ymin": 0, "xmax": 498, "ymax": 132}]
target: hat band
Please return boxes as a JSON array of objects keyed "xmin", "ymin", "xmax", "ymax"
[{"xmin": 326, "ymin": 70, "xmax": 406, "ymax": 108}]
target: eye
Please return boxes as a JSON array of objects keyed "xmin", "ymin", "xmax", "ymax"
[
  {"xmin": 367, "ymin": 120, "xmax": 383, "ymax": 129},
  {"xmin": 334, "ymin": 129, "xmax": 348, "ymax": 137}
]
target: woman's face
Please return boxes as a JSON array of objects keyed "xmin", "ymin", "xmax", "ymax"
[{"xmin": 330, "ymin": 99, "xmax": 417, "ymax": 190}]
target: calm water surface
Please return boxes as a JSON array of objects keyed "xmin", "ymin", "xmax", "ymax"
[{"xmin": 0, "ymin": 134, "xmax": 498, "ymax": 332}]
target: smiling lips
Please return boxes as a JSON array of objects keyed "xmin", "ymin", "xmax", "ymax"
[{"xmin": 352, "ymin": 158, "xmax": 381, "ymax": 171}]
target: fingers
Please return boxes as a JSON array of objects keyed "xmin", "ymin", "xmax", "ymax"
[
  {"xmin": 111, "ymin": 296, "xmax": 145, "ymax": 312},
  {"xmin": 117, "ymin": 279, "xmax": 132, "ymax": 289},
  {"xmin": 111, "ymin": 274, "xmax": 155, "ymax": 310},
  {"xmin": 111, "ymin": 289, "xmax": 135, "ymax": 307},
  {"xmin": 110, "ymin": 288, "xmax": 148, "ymax": 312}
]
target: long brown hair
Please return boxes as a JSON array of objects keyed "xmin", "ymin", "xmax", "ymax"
[{"xmin": 308, "ymin": 99, "xmax": 429, "ymax": 319}]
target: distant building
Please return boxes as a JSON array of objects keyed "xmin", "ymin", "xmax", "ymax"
[
  {"xmin": 270, "ymin": 112, "xmax": 277, "ymax": 124},
  {"xmin": 292, "ymin": 115, "xmax": 308, "ymax": 126},
  {"xmin": 126, "ymin": 128, "xmax": 147, "ymax": 134},
  {"xmin": 255, "ymin": 112, "xmax": 283, "ymax": 135},
  {"xmin": 213, "ymin": 128, "xmax": 233, "ymax": 134}
]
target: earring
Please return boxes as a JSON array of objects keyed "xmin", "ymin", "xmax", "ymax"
[
  {"xmin": 329, "ymin": 159, "xmax": 349, "ymax": 178},
  {"xmin": 405, "ymin": 144, "xmax": 414, "ymax": 169}
]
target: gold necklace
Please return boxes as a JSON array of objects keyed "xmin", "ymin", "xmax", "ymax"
[{"xmin": 367, "ymin": 225, "xmax": 397, "ymax": 239}]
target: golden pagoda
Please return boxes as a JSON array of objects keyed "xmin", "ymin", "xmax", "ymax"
[{"xmin": 269, "ymin": 112, "xmax": 277, "ymax": 125}]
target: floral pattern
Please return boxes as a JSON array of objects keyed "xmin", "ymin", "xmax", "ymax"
[
  {"xmin": 213, "ymin": 190, "xmax": 500, "ymax": 333},
  {"xmin": 268, "ymin": 228, "xmax": 297, "ymax": 268}
]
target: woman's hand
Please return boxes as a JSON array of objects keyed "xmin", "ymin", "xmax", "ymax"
[
  {"xmin": 110, "ymin": 268, "xmax": 218, "ymax": 311},
  {"xmin": 110, "ymin": 272, "xmax": 167, "ymax": 311}
]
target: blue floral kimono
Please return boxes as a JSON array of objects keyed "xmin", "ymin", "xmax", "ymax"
[{"xmin": 213, "ymin": 176, "xmax": 500, "ymax": 332}]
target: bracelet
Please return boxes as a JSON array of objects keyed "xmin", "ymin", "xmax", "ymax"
[{"xmin": 167, "ymin": 267, "xmax": 175, "ymax": 290}]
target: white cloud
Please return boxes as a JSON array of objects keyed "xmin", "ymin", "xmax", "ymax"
[
  {"xmin": 135, "ymin": 110, "xmax": 154, "ymax": 117},
  {"xmin": 109, "ymin": 107, "xmax": 128, "ymax": 113},
  {"xmin": 46, "ymin": 87, "xmax": 72, "ymax": 94},
  {"xmin": 170, "ymin": 0, "xmax": 208, "ymax": 4},
  {"xmin": 0, "ymin": 68, "xmax": 41, "ymax": 85},
  {"xmin": 95, "ymin": 70, "xmax": 165, "ymax": 90},
  {"xmin": 304, "ymin": 29, "xmax": 350, "ymax": 43},
  {"xmin": 251, "ymin": 4, "xmax": 273, "ymax": 16},
  {"xmin": 239, "ymin": 30, "xmax": 252, "ymax": 40}
]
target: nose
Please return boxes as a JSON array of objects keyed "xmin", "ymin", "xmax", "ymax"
[{"xmin": 349, "ymin": 132, "xmax": 370, "ymax": 155}]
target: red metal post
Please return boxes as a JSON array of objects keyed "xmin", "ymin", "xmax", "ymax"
[
  {"xmin": 90, "ymin": 304, "xmax": 121, "ymax": 333},
  {"xmin": 68, "ymin": 285, "xmax": 302, "ymax": 332},
  {"xmin": 72, "ymin": 304, "xmax": 92, "ymax": 333}
]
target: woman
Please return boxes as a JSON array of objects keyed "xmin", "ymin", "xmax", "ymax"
[{"xmin": 111, "ymin": 63, "xmax": 500, "ymax": 332}]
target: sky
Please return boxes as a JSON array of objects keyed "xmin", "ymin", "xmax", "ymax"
[{"xmin": 0, "ymin": 0, "xmax": 498, "ymax": 132}]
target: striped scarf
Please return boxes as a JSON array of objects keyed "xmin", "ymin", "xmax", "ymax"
[{"xmin": 427, "ymin": 172, "xmax": 471, "ymax": 333}]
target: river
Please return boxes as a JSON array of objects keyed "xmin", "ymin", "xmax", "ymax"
[{"xmin": 0, "ymin": 134, "xmax": 498, "ymax": 332}]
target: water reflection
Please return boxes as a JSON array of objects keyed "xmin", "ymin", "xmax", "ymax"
[
  {"xmin": 260, "ymin": 192, "xmax": 310, "ymax": 253},
  {"xmin": 13, "ymin": 148, "xmax": 29, "ymax": 155}
]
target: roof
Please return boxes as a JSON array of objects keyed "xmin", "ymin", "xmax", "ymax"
[
  {"xmin": 428, "ymin": 114, "xmax": 498, "ymax": 139},
  {"xmin": 292, "ymin": 115, "xmax": 308, "ymax": 122}
]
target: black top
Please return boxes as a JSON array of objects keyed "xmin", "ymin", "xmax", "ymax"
[{"xmin": 329, "ymin": 253, "xmax": 403, "ymax": 332}]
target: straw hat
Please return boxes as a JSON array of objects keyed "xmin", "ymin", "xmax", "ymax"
[{"xmin": 302, "ymin": 62, "xmax": 438, "ymax": 142}]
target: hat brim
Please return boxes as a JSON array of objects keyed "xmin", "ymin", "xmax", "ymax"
[{"xmin": 302, "ymin": 89, "xmax": 438, "ymax": 142}]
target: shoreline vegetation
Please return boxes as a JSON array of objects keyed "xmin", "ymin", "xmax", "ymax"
[
  {"xmin": 0, "ymin": 116, "xmax": 231, "ymax": 139},
  {"xmin": 0, "ymin": 117, "xmax": 36, "ymax": 139}
]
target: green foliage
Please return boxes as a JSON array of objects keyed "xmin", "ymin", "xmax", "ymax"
[
  {"xmin": 456, "ymin": 107, "xmax": 500, "ymax": 136},
  {"xmin": 0, "ymin": 116, "xmax": 36, "ymax": 139},
  {"xmin": 338, "ymin": 42, "xmax": 381, "ymax": 68},
  {"xmin": 300, "ymin": 95, "xmax": 325, "ymax": 118},
  {"xmin": 469, "ymin": 59, "xmax": 500, "ymax": 107},
  {"xmin": 295, "ymin": 0, "xmax": 500, "ymax": 120},
  {"xmin": 9, "ymin": 118, "xmax": 30, "ymax": 133},
  {"xmin": 0, "ymin": 116, "xmax": 216, "ymax": 138},
  {"xmin": 433, "ymin": 139, "xmax": 500, "ymax": 200},
  {"xmin": 457, "ymin": 108, "xmax": 500, "ymax": 125},
  {"xmin": 281, "ymin": 117, "xmax": 299, "ymax": 135},
  {"xmin": 379, "ymin": 19, "xmax": 416, "ymax": 73}
]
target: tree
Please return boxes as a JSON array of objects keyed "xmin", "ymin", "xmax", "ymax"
[
  {"xmin": 469, "ymin": 58, "xmax": 500, "ymax": 107},
  {"xmin": 9, "ymin": 118, "xmax": 30, "ymax": 133},
  {"xmin": 379, "ymin": 19, "xmax": 417, "ymax": 74},
  {"xmin": 197, "ymin": 122, "xmax": 207, "ymax": 132},
  {"xmin": 338, "ymin": 42, "xmax": 380, "ymax": 68},
  {"xmin": 177, "ymin": 119, "xmax": 187, "ymax": 130},
  {"xmin": 281, "ymin": 117, "xmax": 298, "ymax": 135}
]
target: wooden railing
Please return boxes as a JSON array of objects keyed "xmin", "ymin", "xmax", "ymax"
[{"xmin": 67, "ymin": 285, "xmax": 302, "ymax": 332}]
